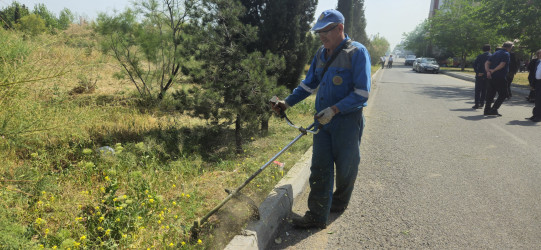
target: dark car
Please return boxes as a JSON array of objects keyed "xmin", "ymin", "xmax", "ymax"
[
  {"xmin": 404, "ymin": 55, "xmax": 416, "ymax": 66},
  {"xmin": 414, "ymin": 57, "xmax": 439, "ymax": 73}
]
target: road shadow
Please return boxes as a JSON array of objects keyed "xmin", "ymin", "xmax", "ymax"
[{"xmin": 507, "ymin": 120, "xmax": 540, "ymax": 127}]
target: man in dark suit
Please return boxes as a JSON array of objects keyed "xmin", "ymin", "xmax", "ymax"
[
  {"xmin": 472, "ymin": 44, "xmax": 491, "ymax": 109},
  {"xmin": 528, "ymin": 49, "xmax": 541, "ymax": 122},
  {"xmin": 484, "ymin": 42, "xmax": 513, "ymax": 116}
]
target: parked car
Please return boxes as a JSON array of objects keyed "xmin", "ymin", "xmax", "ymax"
[
  {"xmin": 412, "ymin": 58, "xmax": 422, "ymax": 71},
  {"xmin": 404, "ymin": 55, "xmax": 416, "ymax": 66},
  {"xmin": 414, "ymin": 57, "xmax": 439, "ymax": 73}
]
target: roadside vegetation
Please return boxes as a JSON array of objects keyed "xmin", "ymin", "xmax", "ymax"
[
  {"xmin": 402, "ymin": 0, "xmax": 540, "ymax": 71},
  {"xmin": 0, "ymin": 0, "xmax": 383, "ymax": 249}
]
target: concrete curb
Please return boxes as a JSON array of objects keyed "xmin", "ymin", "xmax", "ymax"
[
  {"xmin": 224, "ymin": 148, "xmax": 312, "ymax": 250},
  {"xmin": 442, "ymin": 70, "xmax": 530, "ymax": 95},
  {"xmin": 225, "ymin": 68, "xmax": 383, "ymax": 250}
]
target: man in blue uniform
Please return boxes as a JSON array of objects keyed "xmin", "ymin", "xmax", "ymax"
[
  {"xmin": 484, "ymin": 42, "xmax": 513, "ymax": 116},
  {"xmin": 472, "ymin": 44, "xmax": 491, "ymax": 109},
  {"xmin": 272, "ymin": 9, "xmax": 371, "ymax": 229}
]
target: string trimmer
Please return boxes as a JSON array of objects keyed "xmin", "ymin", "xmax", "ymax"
[{"xmin": 189, "ymin": 96, "xmax": 319, "ymax": 239}]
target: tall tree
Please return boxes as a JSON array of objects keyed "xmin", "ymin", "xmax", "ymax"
[
  {"xmin": 95, "ymin": 0, "xmax": 196, "ymax": 100},
  {"xmin": 336, "ymin": 0, "xmax": 353, "ymax": 36},
  {"xmin": 351, "ymin": 0, "xmax": 369, "ymax": 45},
  {"xmin": 33, "ymin": 3, "xmax": 58, "ymax": 31},
  {"xmin": 0, "ymin": 2, "xmax": 30, "ymax": 29},
  {"xmin": 367, "ymin": 34, "xmax": 389, "ymax": 66},
  {"xmin": 480, "ymin": 0, "xmax": 541, "ymax": 52},
  {"xmin": 429, "ymin": 0, "xmax": 492, "ymax": 70},
  {"xmin": 240, "ymin": 0, "xmax": 317, "ymax": 91},
  {"xmin": 402, "ymin": 20, "xmax": 431, "ymax": 57},
  {"xmin": 174, "ymin": 0, "xmax": 287, "ymax": 153}
]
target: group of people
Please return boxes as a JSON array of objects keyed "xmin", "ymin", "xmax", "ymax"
[
  {"xmin": 380, "ymin": 55, "xmax": 394, "ymax": 69},
  {"xmin": 472, "ymin": 42, "xmax": 541, "ymax": 122}
]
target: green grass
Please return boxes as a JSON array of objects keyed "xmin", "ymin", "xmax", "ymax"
[
  {"xmin": 441, "ymin": 67, "xmax": 529, "ymax": 86},
  {"xmin": 1, "ymin": 27, "xmax": 317, "ymax": 249}
]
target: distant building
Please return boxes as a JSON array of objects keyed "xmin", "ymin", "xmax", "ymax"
[{"xmin": 429, "ymin": 0, "xmax": 444, "ymax": 18}]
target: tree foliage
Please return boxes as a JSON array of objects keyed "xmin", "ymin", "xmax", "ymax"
[
  {"xmin": 337, "ymin": 0, "xmax": 369, "ymax": 45},
  {"xmin": 403, "ymin": 0, "xmax": 540, "ymax": 66},
  {"xmin": 367, "ymin": 34, "xmax": 389, "ymax": 65},
  {"xmin": 95, "ymin": 0, "xmax": 197, "ymax": 100},
  {"xmin": 16, "ymin": 14, "xmax": 46, "ymax": 36},
  {"xmin": 1, "ymin": 2, "xmax": 74, "ymax": 31},
  {"xmin": 480, "ymin": 0, "xmax": 541, "ymax": 52},
  {"xmin": 429, "ymin": 0, "xmax": 493, "ymax": 69},
  {"xmin": 174, "ymin": 0, "xmax": 288, "ymax": 153},
  {"xmin": 402, "ymin": 20, "xmax": 430, "ymax": 57},
  {"xmin": 240, "ymin": 0, "xmax": 317, "ymax": 91}
]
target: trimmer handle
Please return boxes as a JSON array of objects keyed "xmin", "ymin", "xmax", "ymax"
[{"xmin": 269, "ymin": 96, "xmax": 286, "ymax": 118}]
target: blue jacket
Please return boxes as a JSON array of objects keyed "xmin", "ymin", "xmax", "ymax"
[
  {"xmin": 285, "ymin": 36, "xmax": 371, "ymax": 114},
  {"xmin": 473, "ymin": 52, "xmax": 491, "ymax": 75},
  {"xmin": 488, "ymin": 49, "xmax": 510, "ymax": 79}
]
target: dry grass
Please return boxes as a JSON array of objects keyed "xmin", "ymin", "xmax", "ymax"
[{"xmin": 1, "ymin": 26, "xmax": 316, "ymax": 249}]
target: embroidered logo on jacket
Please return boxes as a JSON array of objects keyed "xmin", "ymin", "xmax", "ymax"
[{"xmin": 333, "ymin": 76, "xmax": 343, "ymax": 85}]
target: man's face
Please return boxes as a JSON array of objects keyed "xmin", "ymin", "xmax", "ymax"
[
  {"xmin": 316, "ymin": 23, "xmax": 342, "ymax": 50},
  {"xmin": 537, "ymin": 51, "xmax": 541, "ymax": 59}
]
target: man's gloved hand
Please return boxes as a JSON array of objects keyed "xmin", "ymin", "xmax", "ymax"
[
  {"xmin": 315, "ymin": 106, "xmax": 338, "ymax": 125},
  {"xmin": 270, "ymin": 97, "xmax": 289, "ymax": 115}
]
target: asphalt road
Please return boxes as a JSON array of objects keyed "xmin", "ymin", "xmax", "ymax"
[{"xmin": 267, "ymin": 63, "xmax": 541, "ymax": 249}]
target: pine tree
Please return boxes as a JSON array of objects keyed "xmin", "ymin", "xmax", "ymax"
[
  {"xmin": 240, "ymin": 0, "xmax": 317, "ymax": 91},
  {"xmin": 174, "ymin": 0, "xmax": 287, "ymax": 153},
  {"xmin": 337, "ymin": 0, "xmax": 369, "ymax": 45}
]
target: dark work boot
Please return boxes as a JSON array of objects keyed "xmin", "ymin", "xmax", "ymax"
[
  {"xmin": 291, "ymin": 212, "xmax": 326, "ymax": 229},
  {"xmin": 472, "ymin": 104, "xmax": 479, "ymax": 109},
  {"xmin": 330, "ymin": 203, "xmax": 347, "ymax": 213}
]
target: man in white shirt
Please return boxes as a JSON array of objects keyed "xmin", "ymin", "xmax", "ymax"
[
  {"xmin": 387, "ymin": 55, "xmax": 394, "ymax": 68},
  {"xmin": 529, "ymin": 49, "xmax": 541, "ymax": 122}
]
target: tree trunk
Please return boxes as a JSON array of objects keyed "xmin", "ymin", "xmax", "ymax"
[
  {"xmin": 235, "ymin": 114, "xmax": 243, "ymax": 154},
  {"xmin": 260, "ymin": 117, "xmax": 269, "ymax": 133}
]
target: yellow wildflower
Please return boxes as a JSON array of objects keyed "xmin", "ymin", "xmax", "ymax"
[
  {"xmin": 122, "ymin": 234, "xmax": 127, "ymax": 238},
  {"xmin": 99, "ymin": 216, "xmax": 104, "ymax": 222},
  {"xmin": 172, "ymin": 184, "xmax": 176, "ymax": 188},
  {"xmin": 105, "ymin": 176, "xmax": 110, "ymax": 181},
  {"xmin": 80, "ymin": 235, "xmax": 86, "ymax": 241},
  {"xmin": 181, "ymin": 242, "xmax": 186, "ymax": 246},
  {"xmin": 172, "ymin": 201, "xmax": 177, "ymax": 206},
  {"xmin": 198, "ymin": 239, "xmax": 202, "ymax": 244},
  {"xmin": 149, "ymin": 199, "xmax": 154, "ymax": 203},
  {"xmin": 169, "ymin": 243, "xmax": 174, "ymax": 246},
  {"xmin": 157, "ymin": 220, "xmax": 161, "ymax": 224},
  {"xmin": 186, "ymin": 194, "xmax": 190, "ymax": 198},
  {"xmin": 105, "ymin": 229, "xmax": 111, "ymax": 235},
  {"xmin": 35, "ymin": 218, "xmax": 44, "ymax": 225},
  {"xmin": 52, "ymin": 246, "xmax": 57, "ymax": 249}
]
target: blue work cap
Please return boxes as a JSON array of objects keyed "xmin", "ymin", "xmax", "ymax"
[{"xmin": 312, "ymin": 9, "xmax": 345, "ymax": 32}]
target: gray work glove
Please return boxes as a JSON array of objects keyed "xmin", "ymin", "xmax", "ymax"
[{"xmin": 315, "ymin": 107, "xmax": 336, "ymax": 125}]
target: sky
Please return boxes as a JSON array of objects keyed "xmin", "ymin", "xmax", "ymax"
[{"xmin": 0, "ymin": 0, "xmax": 432, "ymax": 50}]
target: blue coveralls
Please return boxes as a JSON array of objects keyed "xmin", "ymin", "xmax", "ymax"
[{"xmin": 285, "ymin": 36, "xmax": 371, "ymax": 224}]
